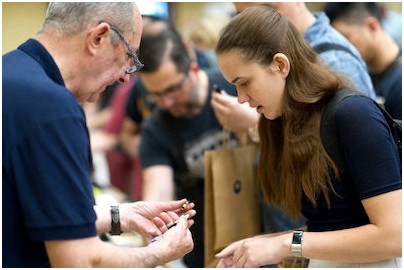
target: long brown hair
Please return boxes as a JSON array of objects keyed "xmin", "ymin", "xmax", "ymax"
[{"xmin": 216, "ymin": 6, "xmax": 348, "ymax": 218}]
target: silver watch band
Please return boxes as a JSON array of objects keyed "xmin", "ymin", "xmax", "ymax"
[{"xmin": 291, "ymin": 230, "xmax": 303, "ymax": 257}]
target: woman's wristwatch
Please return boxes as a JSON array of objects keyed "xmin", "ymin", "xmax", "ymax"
[{"xmin": 291, "ymin": 230, "xmax": 304, "ymax": 257}]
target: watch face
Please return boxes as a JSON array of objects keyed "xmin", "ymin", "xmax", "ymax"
[
  {"xmin": 292, "ymin": 230, "xmax": 303, "ymax": 244},
  {"xmin": 110, "ymin": 205, "xmax": 122, "ymax": 235}
]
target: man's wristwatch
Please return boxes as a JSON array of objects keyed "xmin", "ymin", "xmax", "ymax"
[
  {"xmin": 110, "ymin": 205, "xmax": 122, "ymax": 235},
  {"xmin": 291, "ymin": 230, "xmax": 304, "ymax": 257}
]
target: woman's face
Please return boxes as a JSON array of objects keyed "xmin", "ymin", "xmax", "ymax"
[{"xmin": 217, "ymin": 50, "xmax": 289, "ymax": 120}]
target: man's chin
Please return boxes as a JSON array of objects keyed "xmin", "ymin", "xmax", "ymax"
[
  {"xmin": 168, "ymin": 109, "xmax": 186, "ymax": 118},
  {"xmin": 87, "ymin": 92, "xmax": 101, "ymax": 103}
]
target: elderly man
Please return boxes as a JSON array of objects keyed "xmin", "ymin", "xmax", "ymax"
[{"xmin": 3, "ymin": 3, "xmax": 194, "ymax": 267}]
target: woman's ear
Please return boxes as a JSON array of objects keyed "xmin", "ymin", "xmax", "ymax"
[{"xmin": 272, "ymin": 53, "xmax": 290, "ymax": 79}]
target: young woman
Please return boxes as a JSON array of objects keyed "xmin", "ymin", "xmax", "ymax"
[{"xmin": 215, "ymin": 6, "xmax": 401, "ymax": 268}]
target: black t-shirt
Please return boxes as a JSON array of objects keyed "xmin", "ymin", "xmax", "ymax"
[
  {"xmin": 125, "ymin": 79, "xmax": 155, "ymax": 124},
  {"xmin": 139, "ymin": 69, "xmax": 238, "ymax": 177},
  {"xmin": 139, "ymin": 68, "xmax": 237, "ymax": 267}
]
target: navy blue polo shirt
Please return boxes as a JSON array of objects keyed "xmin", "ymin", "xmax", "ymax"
[
  {"xmin": 3, "ymin": 39, "xmax": 97, "ymax": 267},
  {"xmin": 302, "ymin": 96, "xmax": 401, "ymax": 232}
]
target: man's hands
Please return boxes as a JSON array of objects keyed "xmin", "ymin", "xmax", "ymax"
[
  {"xmin": 119, "ymin": 198, "xmax": 196, "ymax": 237},
  {"xmin": 149, "ymin": 214, "xmax": 194, "ymax": 265},
  {"xmin": 47, "ymin": 205, "xmax": 195, "ymax": 268}
]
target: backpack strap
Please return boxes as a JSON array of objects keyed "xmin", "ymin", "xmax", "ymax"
[
  {"xmin": 373, "ymin": 104, "xmax": 402, "ymax": 163},
  {"xmin": 321, "ymin": 89, "xmax": 402, "ymax": 175},
  {"xmin": 320, "ymin": 89, "xmax": 359, "ymax": 173}
]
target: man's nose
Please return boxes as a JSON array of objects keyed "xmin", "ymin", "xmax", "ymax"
[
  {"xmin": 118, "ymin": 71, "xmax": 132, "ymax": 83},
  {"xmin": 158, "ymin": 94, "xmax": 176, "ymax": 108}
]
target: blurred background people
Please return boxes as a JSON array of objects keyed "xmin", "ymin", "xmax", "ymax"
[
  {"xmin": 378, "ymin": 2, "xmax": 402, "ymax": 48},
  {"xmin": 89, "ymin": 80, "xmax": 144, "ymax": 200},
  {"xmin": 185, "ymin": 14, "xmax": 231, "ymax": 69},
  {"xmin": 89, "ymin": 17, "xmax": 173, "ymax": 201},
  {"xmin": 135, "ymin": 22, "xmax": 238, "ymax": 267},
  {"xmin": 119, "ymin": 16, "xmax": 230, "ymax": 203},
  {"xmin": 84, "ymin": 84, "xmax": 120, "ymax": 188},
  {"xmin": 324, "ymin": 2, "xmax": 402, "ymax": 119}
]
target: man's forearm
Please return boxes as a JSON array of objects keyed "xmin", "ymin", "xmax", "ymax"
[
  {"xmin": 94, "ymin": 205, "xmax": 111, "ymax": 234},
  {"xmin": 142, "ymin": 166, "xmax": 175, "ymax": 201},
  {"xmin": 46, "ymin": 236, "xmax": 164, "ymax": 267}
]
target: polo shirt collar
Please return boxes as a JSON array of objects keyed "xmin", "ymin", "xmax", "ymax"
[{"xmin": 18, "ymin": 38, "xmax": 65, "ymax": 87}]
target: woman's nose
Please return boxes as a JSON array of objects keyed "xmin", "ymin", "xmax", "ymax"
[{"xmin": 237, "ymin": 89, "xmax": 249, "ymax": 104}]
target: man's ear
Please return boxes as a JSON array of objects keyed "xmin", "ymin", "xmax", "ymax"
[
  {"xmin": 272, "ymin": 53, "xmax": 290, "ymax": 79},
  {"xmin": 182, "ymin": 39, "xmax": 197, "ymax": 62},
  {"xmin": 365, "ymin": 16, "xmax": 381, "ymax": 33},
  {"xmin": 86, "ymin": 23, "xmax": 110, "ymax": 56}
]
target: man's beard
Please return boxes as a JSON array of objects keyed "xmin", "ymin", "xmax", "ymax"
[{"xmin": 169, "ymin": 82, "xmax": 203, "ymax": 118}]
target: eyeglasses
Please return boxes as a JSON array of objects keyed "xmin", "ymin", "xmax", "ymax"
[
  {"xmin": 98, "ymin": 20, "xmax": 144, "ymax": 74},
  {"xmin": 148, "ymin": 75, "xmax": 188, "ymax": 100}
]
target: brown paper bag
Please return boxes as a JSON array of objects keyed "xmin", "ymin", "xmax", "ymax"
[{"xmin": 204, "ymin": 144, "xmax": 261, "ymax": 267}]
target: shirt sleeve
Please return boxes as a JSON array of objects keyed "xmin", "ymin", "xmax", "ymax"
[
  {"xmin": 335, "ymin": 96, "xmax": 401, "ymax": 199},
  {"xmin": 318, "ymin": 50, "xmax": 375, "ymax": 100},
  {"xmin": 14, "ymin": 114, "xmax": 97, "ymax": 240}
]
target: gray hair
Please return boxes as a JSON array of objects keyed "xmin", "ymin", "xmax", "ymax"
[{"xmin": 40, "ymin": 2, "xmax": 135, "ymax": 46}]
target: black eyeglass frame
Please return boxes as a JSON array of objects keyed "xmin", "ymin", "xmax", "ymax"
[
  {"xmin": 98, "ymin": 20, "xmax": 144, "ymax": 74},
  {"xmin": 148, "ymin": 74, "xmax": 189, "ymax": 99}
]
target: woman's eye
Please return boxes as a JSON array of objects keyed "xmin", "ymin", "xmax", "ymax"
[{"xmin": 240, "ymin": 81, "xmax": 249, "ymax": 88}]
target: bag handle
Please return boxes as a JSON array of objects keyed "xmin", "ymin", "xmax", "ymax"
[{"xmin": 221, "ymin": 128, "xmax": 231, "ymax": 148}]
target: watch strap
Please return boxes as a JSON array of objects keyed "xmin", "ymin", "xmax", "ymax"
[
  {"xmin": 110, "ymin": 205, "xmax": 122, "ymax": 235},
  {"xmin": 291, "ymin": 230, "xmax": 303, "ymax": 257}
]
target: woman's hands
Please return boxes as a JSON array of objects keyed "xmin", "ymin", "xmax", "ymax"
[{"xmin": 216, "ymin": 233, "xmax": 292, "ymax": 268}]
